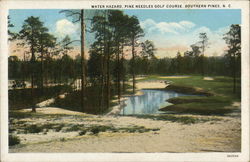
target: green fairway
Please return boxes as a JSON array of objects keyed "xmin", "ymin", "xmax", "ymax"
[{"xmin": 138, "ymin": 75, "xmax": 241, "ymax": 115}]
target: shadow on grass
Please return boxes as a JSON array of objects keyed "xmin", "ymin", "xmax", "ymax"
[
  {"xmin": 160, "ymin": 102, "xmax": 234, "ymax": 116},
  {"xmin": 125, "ymin": 114, "xmax": 221, "ymax": 124},
  {"xmin": 9, "ymin": 85, "xmax": 72, "ymax": 110}
]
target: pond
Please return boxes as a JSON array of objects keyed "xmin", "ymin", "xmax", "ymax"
[{"xmin": 120, "ymin": 89, "xmax": 193, "ymax": 115}]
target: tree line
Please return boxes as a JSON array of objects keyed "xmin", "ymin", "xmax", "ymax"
[{"xmin": 8, "ymin": 10, "xmax": 241, "ymax": 113}]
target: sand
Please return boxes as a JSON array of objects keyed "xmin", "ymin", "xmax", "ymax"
[
  {"xmin": 135, "ymin": 80, "xmax": 167, "ymax": 89},
  {"xmin": 9, "ymin": 108, "xmax": 241, "ymax": 152},
  {"xmin": 159, "ymin": 76, "xmax": 190, "ymax": 79},
  {"xmin": 18, "ymin": 107, "xmax": 88, "ymax": 115},
  {"xmin": 203, "ymin": 77, "xmax": 214, "ymax": 80}
]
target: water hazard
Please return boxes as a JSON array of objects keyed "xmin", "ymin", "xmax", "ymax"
[{"xmin": 120, "ymin": 89, "xmax": 192, "ymax": 115}]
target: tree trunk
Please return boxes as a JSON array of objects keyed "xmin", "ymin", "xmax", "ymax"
[
  {"xmin": 117, "ymin": 45, "xmax": 121, "ymax": 104},
  {"xmin": 30, "ymin": 29, "xmax": 36, "ymax": 113},
  {"xmin": 233, "ymin": 53, "xmax": 236, "ymax": 93},
  {"xmin": 80, "ymin": 9, "xmax": 86, "ymax": 112},
  {"xmin": 99, "ymin": 54, "xmax": 105, "ymax": 113},
  {"xmin": 132, "ymin": 36, "xmax": 136, "ymax": 94},
  {"xmin": 100, "ymin": 22, "xmax": 107, "ymax": 113},
  {"xmin": 22, "ymin": 53, "xmax": 26, "ymax": 89},
  {"xmin": 31, "ymin": 47, "xmax": 36, "ymax": 112},
  {"xmin": 121, "ymin": 45, "xmax": 125, "ymax": 94},
  {"xmin": 201, "ymin": 42, "xmax": 205, "ymax": 76},
  {"xmin": 106, "ymin": 42, "xmax": 111, "ymax": 109},
  {"xmin": 44, "ymin": 58, "xmax": 48, "ymax": 87},
  {"xmin": 40, "ymin": 46, "xmax": 44, "ymax": 94}
]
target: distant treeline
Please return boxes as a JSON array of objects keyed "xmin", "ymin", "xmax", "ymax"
[
  {"xmin": 132, "ymin": 55, "xmax": 240, "ymax": 76},
  {"xmin": 9, "ymin": 55, "xmax": 81, "ymax": 86},
  {"xmin": 9, "ymin": 53, "xmax": 240, "ymax": 83}
]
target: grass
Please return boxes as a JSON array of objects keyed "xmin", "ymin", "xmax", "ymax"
[
  {"xmin": 128, "ymin": 114, "xmax": 220, "ymax": 124},
  {"xmin": 66, "ymin": 124, "xmax": 159, "ymax": 135},
  {"xmin": 160, "ymin": 103, "xmax": 233, "ymax": 115},
  {"xmin": 118, "ymin": 126, "xmax": 159, "ymax": 133},
  {"xmin": 9, "ymin": 111, "xmax": 160, "ymax": 135},
  {"xmin": 164, "ymin": 84, "xmax": 213, "ymax": 96},
  {"xmin": 167, "ymin": 96, "xmax": 231, "ymax": 104},
  {"xmin": 9, "ymin": 110, "xmax": 90, "ymax": 120},
  {"xmin": 10, "ymin": 111, "xmax": 61, "ymax": 120},
  {"xmin": 9, "ymin": 111, "xmax": 88, "ymax": 134},
  {"xmin": 12, "ymin": 123, "xmax": 62, "ymax": 134},
  {"xmin": 53, "ymin": 124, "xmax": 66, "ymax": 132},
  {"xmin": 65, "ymin": 124, "xmax": 85, "ymax": 132},
  {"xmin": 24, "ymin": 124, "xmax": 43, "ymax": 133},
  {"xmin": 9, "ymin": 111, "xmax": 45, "ymax": 119},
  {"xmin": 138, "ymin": 75, "xmax": 240, "ymax": 115},
  {"xmin": 138, "ymin": 75, "xmax": 240, "ymax": 96}
]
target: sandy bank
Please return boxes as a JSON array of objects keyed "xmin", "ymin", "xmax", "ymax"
[
  {"xmin": 18, "ymin": 107, "xmax": 89, "ymax": 116},
  {"xmin": 135, "ymin": 80, "xmax": 167, "ymax": 89},
  {"xmin": 9, "ymin": 107, "xmax": 241, "ymax": 153}
]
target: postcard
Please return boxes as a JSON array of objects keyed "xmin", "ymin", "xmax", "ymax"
[{"xmin": 0, "ymin": 0, "xmax": 249, "ymax": 161}]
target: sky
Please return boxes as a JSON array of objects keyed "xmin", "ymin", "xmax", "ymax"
[{"xmin": 9, "ymin": 9, "xmax": 241, "ymax": 58}]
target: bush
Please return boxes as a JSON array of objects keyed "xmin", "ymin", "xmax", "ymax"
[
  {"xmin": 79, "ymin": 130, "xmax": 87, "ymax": 136},
  {"xmin": 54, "ymin": 124, "xmax": 65, "ymax": 132},
  {"xmin": 90, "ymin": 127, "xmax": 100, "ymax": 135},
  {"xmin": 25, "ymin": 124, "xmax": 43, "ymax": 133},
  {"xmin": 65, "ymin": 124, "xmax": 83, "ymax": 132},
  {"xmin": 9, "ymin": 134, "xmax": 20, "ymax": 146}
]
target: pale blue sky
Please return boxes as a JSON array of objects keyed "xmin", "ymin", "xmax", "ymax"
[
  {"xmin": 9, "ymin": 9, "xmax": 241, "ymax": 33},
  {"xmin": 9, "ymin": 9, "xmax": 241, "ymax": 57},
  {"xmin": 124, "ymin": 9, "xmax": 241, "ymax": 30}
]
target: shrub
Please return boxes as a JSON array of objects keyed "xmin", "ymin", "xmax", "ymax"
[
  {"xmin": 9, "ymin": 134, "xmax": 20, "ymax": 146},
  {"xmin": 54, "ymin": 124, "xmax": 65, "ymax": 132},
  {"xmin": 25, "ymin": 124, "xmax": 43, "ymax": 133},
  {"xmin": 79, "ymin": 130, "xmax": 87, "ymax": 136},
  {"xmin": 65, "ymin": 124, "xmax": 83, "ymax": 132},
  {"xmin": 60, "ymin": 138, "xmax": 65, "ymax": 142},
  {"xmin": 90, "ymin": 127, "xmax": 100, "ymax": 135}
]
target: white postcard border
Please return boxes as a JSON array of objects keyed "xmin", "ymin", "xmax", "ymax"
[{"xmin": 0, "ymin": 1, "xmax": 249, "ymax": 162}]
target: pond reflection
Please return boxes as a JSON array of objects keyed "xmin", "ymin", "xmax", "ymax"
[{"xmin": 120, "ymin": 90, "xmax": 191, "ymax": 115}]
